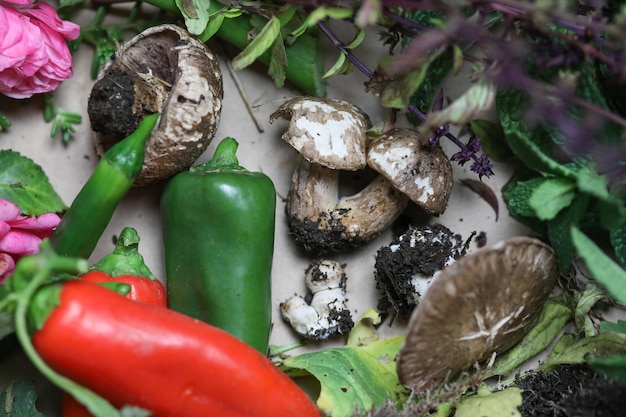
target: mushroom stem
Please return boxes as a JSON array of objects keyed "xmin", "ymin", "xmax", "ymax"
[
  {"xmin": 280, "ymin": 260, "xmax": 354, "ymax": 340},
  {"xmin": 286, "ymin": 158, "xmax": 408, "ymax": 254}
]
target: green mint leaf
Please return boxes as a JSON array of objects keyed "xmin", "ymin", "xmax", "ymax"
[
  {"xmin": 600, "ymin": 320, "xmax": 626, "ymax": 334},
  {"xmin": 503, "ymin": 176, "xmax": 545, "ymax": 218},
  {"xmin": 232, "ymin": 16, "xmax": 281, "ymax": 71},
  {"xmin": 571, "ymin": 226, "xmax": 626, "ymax": 306},
  {"xmin": 547, "ymin": 194, "xmax": 590, "ymax": 271},
  {"xmin": 610, "ymin": 221, "xmax": 626, "ymax": 268},
  {"xmin": 0, "ymin": 150, "xmax": 66, "ymax": 216},
  {"xmin": 407, "ymin": 51, "xmax": 453, "ymax": 121},
  {"xmin": 529, "ymin": 177, "xmax": 576, "ymax": 221},
  {"xmin": 496, "ymin": 90, "xmax": 576, "ymax": 178},
  {"xmin": 0, "ymin": 380, "xmax": 45, "ymax": 417}
]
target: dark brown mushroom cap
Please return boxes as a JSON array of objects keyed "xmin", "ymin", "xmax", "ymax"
[
  {"xmin": 88, "ymin": 24, "xmax": 223, "ymax": 186},
  {"xmin": 269, "ymin": 97, "xmax": 372, "ymax": 171},
  {"xmin": 397, "ymin": 237, "xmax": 558, "ymax": 392},
  {"xmin": 367, "ymin": 128, "xmax": 453, "ymax": 214}
]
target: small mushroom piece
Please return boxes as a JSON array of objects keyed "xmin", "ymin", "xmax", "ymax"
[
  {"xmin": 280, "ymin": 260, "xmax": 354, "ymax": 340},
  {"xmin": 367, "ymin": 128, "xmax": 453, "ymax": 214},
  {"xmin": 374, "ymin": 223, "xmax": 469, "ymax": 319},
  {"xmin": 397, "ymin": 237, "xmax": 559, "ymax": 392},
  {"xmin": 269, "ymin": 97, "xmax": 371, "ymax": 170},
  {"xmin": 88, "ymin": 24, "xmax": 223, "ymax": 186},
  {"xmin": 286, "ymin": 157, "xmax": 408, "ymax": 253}
]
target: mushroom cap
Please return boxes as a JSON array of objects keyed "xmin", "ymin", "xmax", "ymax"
[
  {"xmin": 269, "ymin": 97, "xmax": 372, "ymax": 171},
  {"xmin": 366, "ymin": 128, "xmax": 453, "ymax": 214},
  {"xmin": 88, "ymin": 24, "xmax": 223, "ymax": 186},
  {"xmin": 396, "ymin": 236, "xmax": 558, "ymax": 392}
]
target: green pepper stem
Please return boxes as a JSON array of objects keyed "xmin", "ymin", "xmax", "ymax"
[
  {"xmin": 194, "ymin": 137, "xmax": 246, "ymax": 173},
  {"xmin": 89, "ymin": 227, "xmax": 156, "ymax": 279}
]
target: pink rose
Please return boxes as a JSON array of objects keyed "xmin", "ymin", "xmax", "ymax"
[
  {"xmin": 0, "ymin": 198, "xmax": 61, "ymax": 282},
  {"xmin": 0, "ymin": 0, "xmax": 80, "ymax": 99}
]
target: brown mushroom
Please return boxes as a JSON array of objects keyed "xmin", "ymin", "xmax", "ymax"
[
  {"xmin": 270, "ymin": 96, "xmax": 371, "ymax": 171},
  {"xmin": 272, "ymin": 98, "xmax": 455, "ymax": 254},
  {"xmin": 87, "ymin": 24, "xmax": 223, "ymax": 186},
  {"xmin": 366, "ymin": 128, "xmax": 453, "ymax": 215},
  {"xmin": 286, "ymin": 158, "xmax": 409, "ymax": 253},
  {"xmin": 396, "ymin": 237, "xmax": 559, "ymax": 392}
]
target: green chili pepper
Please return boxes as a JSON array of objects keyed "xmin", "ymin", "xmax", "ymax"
[
  {"xmin": 50, "ymin": 114, "xmax": 159, "ymax": 259},
  {"xmin": 161, "ymin": 137, "xmax": 276, "ymax": 354}
]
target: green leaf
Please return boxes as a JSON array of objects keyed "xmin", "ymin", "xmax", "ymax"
[
  {"xmin": 406, "ymin": 47, "xmax": 454, "ymax": 121},
  {"xmin": 0, "ymin": 380, "xmax": 45, "ymax": 417},
  {"xmin": 198, "ymin": 11, "xmax": 225, "ymax": 42},
  {"xmin": 610, "ymin": 221, "xmax": 626, "ymax": 268},
  {"xmin": 268, "ymin": 32, "xmax": 288, "ymax": 88},
  {"xmin": 175, "ymin": 0, "xmax": 210, "ymax": 35},
  {"xmin": 504, "ymin": 177, "xmax": 547, "ymax": 218},
  {"xmin": 496, "ymin": 90, "xmax": 576, "ymax": 178},
  {"xmin": 529, "ymin": 177, "xmax": 576, "ymax": 221},
  {"xmin": 574, "ymin": 283, "xmax": 612, "ymax": 337},
  {"xmin": 232, "ymin": 16, "xmax": 281, "ymax": 71},
  {"xmin": 571, "ymin": 226, "xmax": 626, "ymax": 305},
  {"xmin": 487, "ymin": 297, "xmax": 572, "ymax": 379},
  {"xmin": 422, "ymin": 81, "xmax": 496, "ymax": 131},
  {"xmin": 380, "ymin": 63, "xmax": 430, "ymax": 109},
  {"xmin": 547, "ymin": 193, "xmax": 590, "ymax": 271},
  {"xmin": 600, "ymin": 319, "xmax": 626, "ymax": 334},
  {"xmin": 587, "ymin": 353, "xmax": 626, "ymax": 379},
  {"xmin": 0, "ymin": 150, "xmax": 66, "ymax": 216},
  {"xmin": 281, "ymin": 335, "xmax": 409, "ymax": 417},
  {"xmin": 538, "ymin": 331, "xmax": 626, "ymax": 371},
  {"xmin": 469, "ymin": 119, "xmax": 512, "ymax": 162},
  {"xmin": 454, "ymin": 387, "xmax": 523, "ymax": 417}
]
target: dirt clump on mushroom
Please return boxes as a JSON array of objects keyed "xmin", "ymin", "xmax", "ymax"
[
  {"xmin": 88, "ymin": 24, "xmax": 223, "ymax": 186},
  {"xmin": 374, "ymin": 223, "xmax": 470, "ymax": 319}
]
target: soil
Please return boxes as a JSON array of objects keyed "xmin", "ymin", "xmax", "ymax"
[{"xmin": 517, "ymin": 364, "xmax": 626, "ymax": 417}]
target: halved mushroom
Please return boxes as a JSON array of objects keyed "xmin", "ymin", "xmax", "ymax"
[
  {"xmin": 88, "ymin": 24, "xmax": 223, "ymax": 186},
  {"xmin": 367, "ymin": 128, "xmax": 453, "ymax": 215},
  {"xmin": 270, "ymin": 96, "xmax": 371, "ymax": 171},
  {"xmin": 396, "ymin": 237, "xmax": 559, "ymax": 392}
]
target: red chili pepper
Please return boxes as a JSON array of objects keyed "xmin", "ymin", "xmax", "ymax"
[
  {"xmin": 62, "ymin": 227, "xmax": 166, "ymax": 417},
  {"xmin": 29, "ymin": 280, "xmax": 321, "ymax": 417}
]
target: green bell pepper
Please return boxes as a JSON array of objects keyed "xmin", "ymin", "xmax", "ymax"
[{"xmin": 161, "ymin": 137, "xmax": 276, "ymax": 354}]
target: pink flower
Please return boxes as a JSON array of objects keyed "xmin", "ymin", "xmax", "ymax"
[
  {"xmin": 0, "ymin": 0, "xmax": 80, "ymax": 99},
  {"xmin": 0, "ymin": 198, "xmax": 61, "ymax": 282}
]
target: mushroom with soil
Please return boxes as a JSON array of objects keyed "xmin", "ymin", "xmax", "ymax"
[
  {"xmin": 280, "ymin": 259, "xmax": 354, "ymax": 340},
  {"xmin": 374, "ymin": 223, "xmax": 470, "ymax": 319},
  {"xmin": 396, "ymin": 236, "xmax": 559, "ymax": 393},
  {"xmin": 88, "ymin": 24, "xmax": 223, "ymax": 186},
  {"xmin": 270, "ymin": 98, "xmax": 454, "ymax": 254}
]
